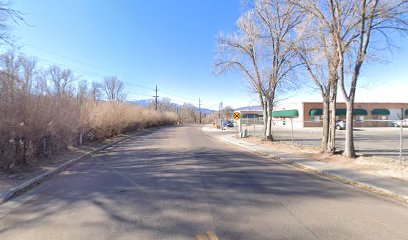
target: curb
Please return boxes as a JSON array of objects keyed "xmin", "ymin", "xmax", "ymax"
[
  {"xmin": 203, "ymin": 129, "xmax": 408, "ymax": 204},
  {"xmin": 0, "ymin": 128, "xmax": 158, "ymax": 205}
]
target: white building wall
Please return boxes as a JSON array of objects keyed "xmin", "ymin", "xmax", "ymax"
[{"xmin": 272, "ymin": 102, "xmax": 304, "ymax": 129}]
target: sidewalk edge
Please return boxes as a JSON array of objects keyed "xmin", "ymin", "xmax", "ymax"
[{"xmin": 204, "ymin": 129, "xmax": 408, "ymax": 204}]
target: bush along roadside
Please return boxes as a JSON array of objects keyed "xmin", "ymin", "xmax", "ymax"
[
  {"xmin": 0, "ymin": 51, "xmax": 177, "ymax": 173},
  {"xmin": 0, "ymin": 98, "xmax": 177, "ymax": 173}
]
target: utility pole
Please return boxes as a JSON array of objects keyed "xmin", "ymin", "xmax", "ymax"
[
  {"xmin": 153, "ymin": 85, "xmax": 159, "ymax": 111},
  {"xmin": 199, "ymin": 98, "xmax": 202, "ymax": 124},
  {"xmin": 176, "ymin": 105, "xmax": 179, "ymax": 124},
  {"xmin": 219, "ymin": 102, "xmax": 223, "ymax": 129},
  {"xmin": 219, "ymin": 102, "xmax": 222, "ymax": 119}
]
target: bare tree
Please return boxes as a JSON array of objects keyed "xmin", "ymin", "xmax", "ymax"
[
  {"xmin": 149, "ymin": 97, "xmax": 177, "ymax": 112},
  {"xmin": 215, "ymin": 0, "xmax": 301, "ymax": 140},
  {"xmin": 76, "ymin": 79, "xmax": 88, "ymax": 104},
  {"xmin": 0, "ymin": 50, "xmax": 178, "ymax": 171},
  {"xmin": 214, "ymin": 10, "xmax": 268, "ymax": 136},
  {"xmin": 254, "ymin": 0, "xmax": 302, "ymax": 139},
  {"xmin": 40, "ymin": 65, "xmax": 76, "ymax": 96},
  {"xmin": 223, "ymin": 106, "xmax": 234, "ymax": 119},
  {"xmin": 179, "ymin": 103, "xmax": 197, "ymax": 123},
  {"xmin": 295, "ymin": 0, "xmax": 408, "ymax": 157},
  {"xmin": 330, "ymin": 0, "xmax": 408, "ymax": 157},
  {"xmin": 89, "ymin": 80, "xmax": 102, "ymax": 102},
  {"xmin": 293, "ymin": 0, "xmax": 341, "ymax": 154},
  {"xmin": 0, "ymin": 1, "xmax": 25, "ymax": 46},
  {"xmin": 101, "ymin": 76, "xmax": 126, "ymax": 102},
  {"xmin": 18, "ymin": 55, "xmax": 36, "ymax": 94}
]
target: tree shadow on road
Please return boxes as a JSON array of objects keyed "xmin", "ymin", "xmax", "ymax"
[{"xmin": 0, "ymin": 126, "xmax": 403, "ymax": 240}]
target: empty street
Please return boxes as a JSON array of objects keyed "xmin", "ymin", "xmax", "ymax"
[{"xmin": 0, "ymin": 125, "xmax": 407, "ymax": 240}]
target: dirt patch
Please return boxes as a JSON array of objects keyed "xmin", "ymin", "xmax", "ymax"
[{"xmin": 243, "ymin": 136, "xmax": 408, "ymax": 183}]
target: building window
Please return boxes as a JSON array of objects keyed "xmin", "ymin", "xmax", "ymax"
[
  {"xmin": 356, "ymin": 116, "xmax": 365, "ymax": 122},
  {"xmin": 311, "ymin": 116, "xmax": 320, "ymax": 122}
]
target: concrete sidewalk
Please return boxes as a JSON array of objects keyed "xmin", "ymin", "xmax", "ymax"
[{"xmin": 204, "ymin": 128, "xmax": 408, "ymax": 204}]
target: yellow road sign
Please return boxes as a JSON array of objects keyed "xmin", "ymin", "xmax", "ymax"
[{"xmin": 233, "ymin": 112, "xmax": 241, "ymax": 120}]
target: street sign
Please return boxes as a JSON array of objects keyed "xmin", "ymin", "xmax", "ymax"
[{"xmin": 233, "ymin": 112, "xmax": 241, "ymax": 120}]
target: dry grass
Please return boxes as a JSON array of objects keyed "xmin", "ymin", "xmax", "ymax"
[
  {"xmin": 0, "ymin": 96, "xmax": 176, "ymax": 172},
  {"xmin": 84, "ymin": 101, "xmax": 177, "ymax": 141},
  {"xmin": 0, "ymin": 51, "xmax": 178, "ymax": 172}
]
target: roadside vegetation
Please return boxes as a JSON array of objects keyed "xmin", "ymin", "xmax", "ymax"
[
  {"xmin": 0, "ymin": 51, "xmax": 177, "ymax": 172},
  {"xmin": 215, "ymin": 0, "xmax": 408, "ymax": 158},
  {"xmin": 0, "ymin": 2, "xmax": 180, "ymax": 172}
]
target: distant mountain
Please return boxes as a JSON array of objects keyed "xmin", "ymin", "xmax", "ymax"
[
  {"xmin": 127, "ymin": 99, "xmax": 216, "ymax": 114},
  {"xmin": 200, "ymin": 108, "xmax": 216, "ymax": 114},
  {"xmin": 127, "ymin": 99, "xmax": 264, "ymax": 113},
  {"xmin": 127, "ymin": 99, "xmax": 151, "ymax": 107},
  {"xmin": 234, "ymin": 105, "xmax": 262, "ymax": 111}
]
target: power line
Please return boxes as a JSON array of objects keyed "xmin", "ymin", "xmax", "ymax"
[
  {"xmin": 24, "ymin": 44, "xmax": 129, "ymax": 78},
  {"xmin": 13, "ymin": 46, "xmax": 203, "ymax": 106}
]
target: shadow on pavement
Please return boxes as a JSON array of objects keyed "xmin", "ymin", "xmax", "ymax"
[{"xmin": 0, "ymin": 126, "xmax": 405, "ymax": 240}]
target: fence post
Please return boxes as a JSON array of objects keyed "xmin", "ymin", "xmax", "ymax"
[
  {"xmin": 253, "ymin": 115, "xmax": 256, "ymax": 134},
  {"xmin": 239, "ymin": 119, "xmax": 242, "ymax": 138},
  {"xmin": 400, "ymin": 120, "xmax": 403, "ymax": 163},
  {"xmin": 291, "ymin": 118, "xmax": 294, "ymax": 143}
]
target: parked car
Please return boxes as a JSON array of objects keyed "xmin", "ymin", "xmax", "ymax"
[
  {"xmin": 224, "ymin": 121, "xmax": 234, "ymax": 128},
  {"xmin": 336, "ymin": 120, "xmax": 346, "ymax": 130},
  {"xmin": 393, "ymin": 119, "xmax": 408, "ymax": 127}
]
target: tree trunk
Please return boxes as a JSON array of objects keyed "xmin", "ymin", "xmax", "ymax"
[
  {"xmin": 23, "ymin": 138, "xmax": 28, "ymax": 165},
  {"xmin": 263, "ymin": 107, "xmax": 267, "ymax": 138},
  {"xmin": 265, "ymin": 98, "xmax": 273, "ymax": 141},
  {"xmin": 262, "ymin": 100, "xmax": 268, "ymax": 139},
  {"xmin": 78, "ymin": 131, "xmax": 83, "ymax": 146},
  {"xmin": 328, "ymin": 88, "xmax": 338, "ymax": 154},
  {"xmin": 344, "ymin": 101, "xmax": 356, "ymax": 158},
  {"xmin": 321, "ymin": 97, "xmax": 330, "ymax": 152}
]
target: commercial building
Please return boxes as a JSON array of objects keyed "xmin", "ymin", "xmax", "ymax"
[{"xmin": 236, "ymin": 102, "xmax": 408, "ymax": 128}]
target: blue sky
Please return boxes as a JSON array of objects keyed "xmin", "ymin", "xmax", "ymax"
[{"xmin": 8, "ymin": 0, "xmax": 408, "ymax": 109}]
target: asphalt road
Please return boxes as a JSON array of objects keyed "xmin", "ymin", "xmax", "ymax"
[{"xmin": 0, "ymin": 125, "xmax": 407, "ymax": 240}]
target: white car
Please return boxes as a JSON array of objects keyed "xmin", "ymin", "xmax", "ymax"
[
  {"xmin": 336, "ymin": 120, "xmax": 346, "ymax": 130},
  {"xmin": 393, "ymin": 119, "xmax": 408, "ymax": 127}
]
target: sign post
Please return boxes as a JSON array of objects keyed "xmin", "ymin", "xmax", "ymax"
[{"xmin": 234, "ymin": 112, "xmax": 241, "ymax": 137}]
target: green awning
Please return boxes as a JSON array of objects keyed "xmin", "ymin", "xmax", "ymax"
[
  {"xmin": 241, "ymin": 114, "xmax": 261, "ymax": 118},
  {"xmin": 336, "ymin": 108, "xmax": 368, "ymax": 116},
  {"xmin": 354, "ymin": 109, "xmax": 368, "ymax": 115},
  {"xmin": 272, "ymin": 109, "xmax": 299, "ymax": 118},
  {"xmin": 372, "ymin": 109, "xmax": 390, "ymax": 115},
  {"xmin": 335, "ymin": 109, "xmax": 347, "ymax": 115},
  {"xmin": 309, "ymin": 109, "xmax": 323, "ymax": 116},
  {"xmin": 405, "ymin": 109, "xmax": 408, "ymax": 116}
]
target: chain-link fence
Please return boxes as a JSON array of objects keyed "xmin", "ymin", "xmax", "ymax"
[{"xmin": 237, "ymin": 118, "xmax": 407, "ymax": 163}]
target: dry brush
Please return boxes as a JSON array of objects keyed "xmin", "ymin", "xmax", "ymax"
[{"xmin": 0, "ymin": 51, "xmax": 176, "ymax": 172}]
